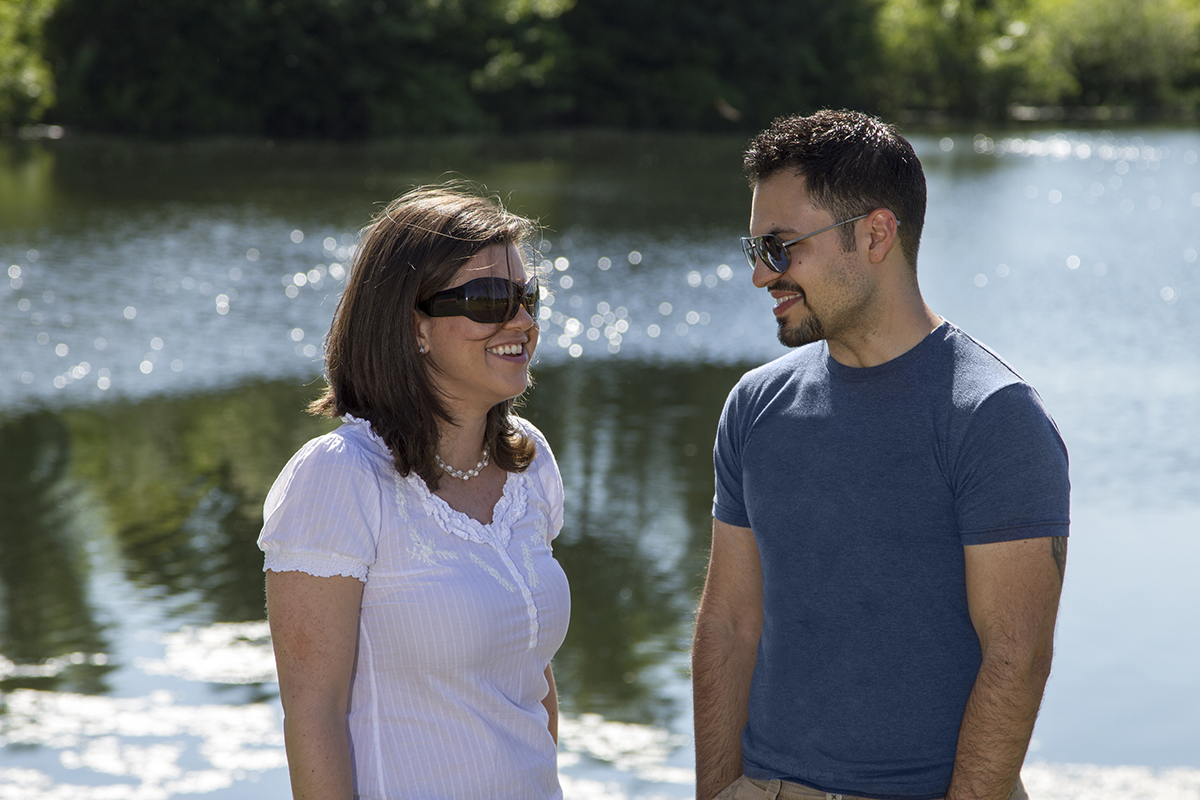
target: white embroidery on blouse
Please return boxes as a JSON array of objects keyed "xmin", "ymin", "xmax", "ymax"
[
  {"xmin": 507, "ymin": 474, "xmax": 543, "ymax": 648},
  {"xmin": 348, "ymin": 414, "xmax": 552, "ymax": 651},
  {"xmin": 533, "ymin": 502, "xmax": 550, "ymax": 547},
  {"xmin": 468, "ymin": 552, "xmax": 517, "ymax": 592},
  {"xmin": 521, "ymin": 541, "xmax": 539, "ymax": 589},
  {"xmin": 409, "ymin": 528, "xmax": 461, "ymax": 567},
  {"xmin": 394, "ymin": 469, "xmax": 411, "ymax": 523},
  {"xmin": 392, "ymin": 465, "xmax": 461, "ymax": 567}
]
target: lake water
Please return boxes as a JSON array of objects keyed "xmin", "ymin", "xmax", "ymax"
[{"xmin": 1, "ymin": 128, "xmax": 1198, "ymax": 799}]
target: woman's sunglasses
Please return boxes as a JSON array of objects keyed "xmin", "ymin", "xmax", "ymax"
[
  {"xmin": 740, "ymin": 214, "xmax": 872, "ymax": 273},
  {"xmin": 417, "ymin": 276, "xmax": 539, "ymax": 324}
]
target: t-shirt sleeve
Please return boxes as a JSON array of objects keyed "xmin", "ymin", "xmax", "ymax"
[
  {"xmin": 955, "ymin": 382, "xmax": 1071, "ymax": 546},
  {"xmin": 712, "ymin": 383, "xmax": 751, "ymax": 528},
  {"xmin": 257, "ymin": 433, "xmax": 384, "ymax": 581},
  {"xmin": 519, "ymin": 419, "xmax": 565, "ymax": 543}
]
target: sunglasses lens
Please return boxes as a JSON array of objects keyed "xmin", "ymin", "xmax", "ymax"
[
  {"xmin": 741, "ymin": 239, "xmax": 757, "ymax": 268},
  {"xmin": 461, "ymin": 278, "xmax": 538, "ymax": 323},
  {"xmin": 462, "ymin": 280, "xmax": 509, "ymax": 323},
  {"xmin": 760, "ymin": 237, "xmax": 788, "ymax": 272},
  {"xmin": 743, "ymin": 236, "xmax": 788, "ymax": 272},
  {"xmin": 522, "ymin": 282, "xmax": 539, "ymax": 317},
  {"xmin": 422, "ymin": 277, "xmax": 539, "ymax": 323}
]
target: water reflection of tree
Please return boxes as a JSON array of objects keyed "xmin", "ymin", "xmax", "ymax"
[
  {"xmin": 524, "ymin": 360, "xmax": 745, "ymax": 726},
  {"xmin": 0, "ymin": 411, "xmax": 111, "ymax": 694},
  {"xmin": 65, "ymin": 380, "xmax": 337, "ymax": 624},
  {"xmin": 2, "ymin": 361, "xmax": 750, "ymax": 720}
]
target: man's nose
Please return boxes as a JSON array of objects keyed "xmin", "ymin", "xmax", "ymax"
[{"xmin": 751, "ymin": 257, "xmax": 784, "ymax": 288}]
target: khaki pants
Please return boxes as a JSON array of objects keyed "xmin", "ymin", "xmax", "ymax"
[{"xmin": 714, "ymin": 774, "xmax": 1030, "ymax": 800}]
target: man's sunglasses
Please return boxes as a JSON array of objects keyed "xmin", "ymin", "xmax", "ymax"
[
  {"xmin": 417, "ymin": 276, "xmax": 539, "ymax": 324},
  {"xmin": 740, "ymin": 214, "xmax": 872, "ymax": 273}
]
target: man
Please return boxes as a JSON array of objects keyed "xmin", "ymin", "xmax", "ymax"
[{"xmin": 692, "ymin": 109, "xmax": 1069, "ymax": 800}]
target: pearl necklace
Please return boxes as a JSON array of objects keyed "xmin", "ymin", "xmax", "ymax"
[{"xmin": 435, "ymin": 447, "xmax": 490, "ymax": 480}]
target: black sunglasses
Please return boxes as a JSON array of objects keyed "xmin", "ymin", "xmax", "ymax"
[
  {"xmin": 417, "ymin": 276, "xmax": 539, "ymax": 324},
  {"xmin": 740, "ymin": 214, "xmax": 874, "ymax": 273}
]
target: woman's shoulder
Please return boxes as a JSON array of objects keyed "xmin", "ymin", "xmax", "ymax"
[
  {"xmin": 260, "ymin": 420, "xmax": 390, "ymax": 578},
  {"xmin": 510, "ymin": 416, "xmax": 564, "ymax": 535},
  {"xmin": 269, "ymin": 418, "xmax": 391, "ymax": 500},
  {"xmin": 512, "ymin": 415, "xmax": 559, "ymax": 469},
  {"xmin": 512, "ymin": 415, "xmax": 550, "ymax": 448}
]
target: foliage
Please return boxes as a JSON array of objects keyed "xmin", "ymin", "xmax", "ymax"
[
  {"xmin": 874, "ymin": 0, "xmax": 1072, "ymax": 119},
  {"xmin": 1034, "ymin": 0, "xmax": 1200, "ymax": 108},
  {"xmin": 0, "ymin": 0, "xmax": 56, "ymax": 125},
  {"xmin": 544, "ymin": 0, "xmax": 883, "ymax": 131},
  {"xmin": 34, "ymin": 0, "xmax": 885, "ymax": 135},
  {"xmin": 4, "ymin": 0, "xmax": 1200, "ymax": 135},
  {"xmin": 43, "ymin": 0, "xmax": 520, "ymax": 137},
  {"xmin": 874, "ymin": 0, "xmax": 1200, "ymax": 119}
]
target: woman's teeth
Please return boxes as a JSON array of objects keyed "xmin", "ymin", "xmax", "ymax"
[{"xmin": 488, "ymin": 343, "xmax": 523, "ymax": 356}]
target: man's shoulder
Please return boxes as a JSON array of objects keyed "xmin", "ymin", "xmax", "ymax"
[
  {"xmin": 734, "ymin": 343, "xmax": 826, "ymax": 393},
  {"xmin": 939, "ymin": 322, "xmax": 1031, "ymax": 397},
  {"xmin": 931, "ymin": 324, "xmax": 1065, "ymax": 447}
]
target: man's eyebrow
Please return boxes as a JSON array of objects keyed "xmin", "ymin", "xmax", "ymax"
[
  {"xmin": 770, "ymin": 226, "xmax": 807, "ymax": 239},
  {"xmin": 752, "ymin": 224, "xmax": 795, "ymax": 238}
]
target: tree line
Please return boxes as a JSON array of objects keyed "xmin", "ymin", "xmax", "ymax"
[{"xmin": 3, "ymin": 0, "xmax": 1199, "ymax": 137}]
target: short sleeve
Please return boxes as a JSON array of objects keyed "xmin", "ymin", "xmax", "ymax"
[
  {"xmin": 517, "ymin": 418, "xmax": 565, "ymax": 542},
  {"xmin": 712, "ymin": 384, "xmax": 751, "ymax": 528},
  {"xmin": 955, "ymin": 383, "xmax": 1071, "ymax": 545},
  {"xmin": 257, "ymin": 432, "xmax": 385, "ymax": 581}
]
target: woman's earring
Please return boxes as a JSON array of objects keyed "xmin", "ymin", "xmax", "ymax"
[{"xmin": 418, "ymin": 345, "xmax": 426, "ymax": 354}]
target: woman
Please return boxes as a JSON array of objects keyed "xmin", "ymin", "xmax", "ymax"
[{"xmin": 258, "ymin": 183, "xmax": 570, "ymax": 799}]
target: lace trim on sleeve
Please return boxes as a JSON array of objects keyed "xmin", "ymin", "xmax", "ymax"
[{"xmin": 263, "ymin": 551, "xmax": 369, "ymax": 582}]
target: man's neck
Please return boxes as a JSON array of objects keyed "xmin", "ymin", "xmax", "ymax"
[{"xmin": 826, "ymin": 294, "xmax": 942, "ymax": 369}]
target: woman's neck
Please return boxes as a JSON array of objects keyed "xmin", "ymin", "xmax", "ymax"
[{"xmin": 436, "ymin": 417, "xmax": 489, "ymax": 469}]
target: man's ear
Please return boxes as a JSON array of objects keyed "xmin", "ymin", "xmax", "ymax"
[{"xmin": 865, "ymin": 209, "xmax": 901, "ymax": 265}]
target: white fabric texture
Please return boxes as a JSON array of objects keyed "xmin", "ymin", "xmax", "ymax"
[{"xmin": 259, "ymin": 415, "xmax": 570, "ymax": 799}]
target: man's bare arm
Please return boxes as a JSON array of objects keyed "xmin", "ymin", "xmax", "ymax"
[
  {"xmin": 946, "ymin": 536, "xmax": 1066, "ymax": 800},
  {"xmin": 692, "ymin": 518, "xmax": 763, "ymax": 800},
  {"xmin": 1051, "ymin": 536, "xmax": 1067, "ymax": 581}
]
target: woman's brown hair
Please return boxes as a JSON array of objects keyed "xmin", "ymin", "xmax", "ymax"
[{"xmin": 309, "ymin": 182, "xmax": 540, "ymax": 489}]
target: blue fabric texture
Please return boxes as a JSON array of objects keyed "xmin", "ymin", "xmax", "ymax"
[{"xmin": 712, "ymin": 321, "xmax": 1070, "ymax": 800}]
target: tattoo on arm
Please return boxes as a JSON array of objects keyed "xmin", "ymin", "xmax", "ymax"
[{"xmin": 1051, "ymin": 536, "xmax": 1068, "ymax": 582}]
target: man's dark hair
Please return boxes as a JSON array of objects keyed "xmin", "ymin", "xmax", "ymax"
[{"xmin": 743, "ymin": 109, "xmax": 926, "ymax": 268}]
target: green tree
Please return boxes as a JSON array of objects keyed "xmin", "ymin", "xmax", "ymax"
[
  {"xmin": 547, "ymin": 0, "xmax": 882, "ymax": 131},
  {"xmin": 469, "ymin": 0, "xmax": 576, "ymax": 128},
  {"xmin": 1035, "ymin": 0, "xmax": 1200, "ymax": 108},
  {"xmin": 21, "ymin": 0, "xmax": 1200, "ymax": 134},
  {"xmin": 873, "ymin": 0, "xmax": 1047, "ymax": 119},
  {"xmin": 0, "ymin": 0, "xmax": 56, "ymax": 125},
  {"xmin": 43, "ymin": 0, "xmax": 510, "ymax": 137}
]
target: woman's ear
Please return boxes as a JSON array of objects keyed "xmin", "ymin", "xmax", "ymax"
[{"xmin": 414, "ymin": 311, "xmax": 432, "ymax": 355}]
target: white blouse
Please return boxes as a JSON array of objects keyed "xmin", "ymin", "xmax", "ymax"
[{"xmin": 258, "ymin": 415, "xmax": 570, "ymax": 800}]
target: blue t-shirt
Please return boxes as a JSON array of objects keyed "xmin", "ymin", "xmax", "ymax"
[{"xmin": 712, "ymin": 321, "xmax": 1070, "ymax": 800}]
